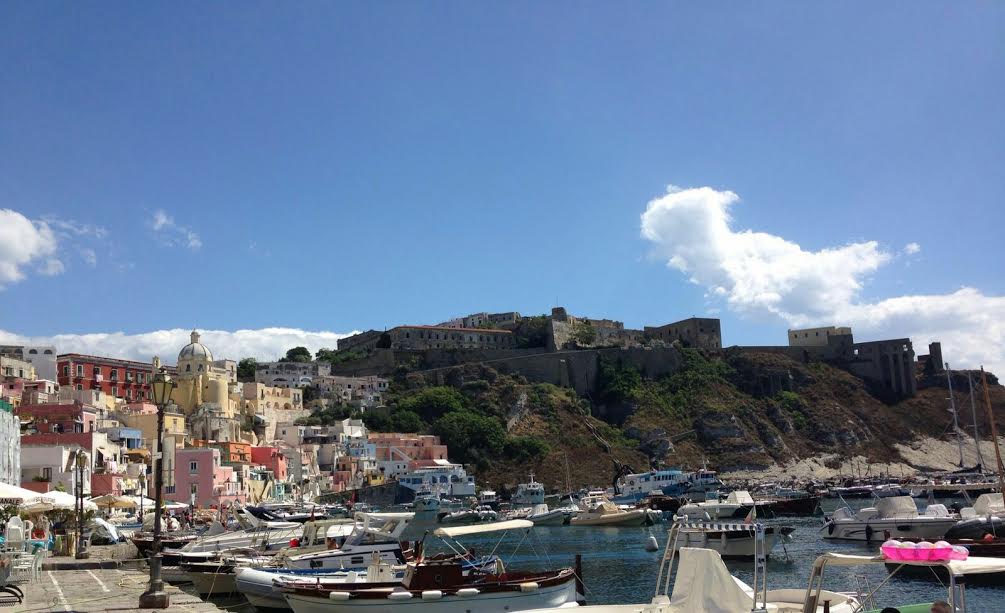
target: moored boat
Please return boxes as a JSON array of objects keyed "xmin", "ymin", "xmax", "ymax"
[
  {"xmin": 571, "ymin": 494, "xmax": 648, "ymax": 527},
  {"xmin": 822, "ymin": 496, "xmax": 959, "ymax": 542}
]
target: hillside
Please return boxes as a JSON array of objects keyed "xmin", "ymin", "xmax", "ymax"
[{"xmin": 337, "ymin": 350, "xmax": 1005, "ymax": 492}]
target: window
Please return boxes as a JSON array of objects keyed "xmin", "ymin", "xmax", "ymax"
[
  {"xmin": 93, "ymin": 366, "xmax": 100, "ymax": 377},
  {"xmin": 42, "ymin": 467, "xmax": 51, "ymax": 481},
  {"xmin": 76, "ymin": 384, "xmax": 83, "ymax": 391},
  {"xmin": 28, "ymin": 349, "xmax": 37, "ymax": 355},
  {"xmin": 76, "ymin": 365, "xmax": 83, "ymax": 376},
  {"xmin": 63, "ymin": 365, "xmax": 69, "ymax": 376},
  {"xmin": 185, "ymin": 364, "xmax": 191, "ymax": 372},
  {"xmin": 190, "ymin": 483, "xmax": 198, "ymax": 496},
  {"xmin": 44, "ymin": 349, "xmax": 52, "ymax": 355},
  {"xmin": 189, "ymin": 461, "xmax": 198, "ymax": 473}
]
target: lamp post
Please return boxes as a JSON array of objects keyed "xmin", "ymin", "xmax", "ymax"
[
  {"xmin": 139, "ymin": 368, "xmax": 175, "ymax": 609},
  {"xmin": 75, "ymin": 451, "xmax": 89, "ymax": 559}
]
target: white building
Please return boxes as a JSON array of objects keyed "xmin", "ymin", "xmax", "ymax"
[
  {"xmin": 396, "ymin": 461, "xmax": 477, "ymax": 497},
  {"xmin": 315, "ymin": 375, "xmax": 388, "ymax": 408},
  {"xmin": 256, "ymin": 361, "xmax": 331, "ymax": 388},
  {"xmin": 20, "ymin": 445, "xmax": 91, "ymax": 495},
  {"xmin": 0, "ymin": 345, "xmax": 56, "ymax": 381}
]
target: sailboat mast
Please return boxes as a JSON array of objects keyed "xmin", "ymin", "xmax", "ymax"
[
  {"xmin": 967, "ymin": 371, "xmax": 986, "ymax": 470},
  {"xmin": 980, "ymin": 367, "xmax": 1005, "ymax": 495},
  {"xmin": 946, "ymin": 363, "xmax": 965, "ymax": 467}
]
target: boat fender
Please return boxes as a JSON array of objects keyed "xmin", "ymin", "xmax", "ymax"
[
  {"xmin": 421, "ymin": 590, "xmax": 443, "ymax": 600},
  {"xmin": 827, "ymin": 522, "xmax": 835, "ymax": 535},
  {"xmin": 865, "ymin": 525, "xmax": 874, "ymax": 542},
  {"xmin": 721, "ymin": 532, "xmax": 729, "ymax": 549},
  {"xmin": 457, "ymin": 588, "xmax": 480, "ymax": 597},
  {"xmin": 329, "ymin": 592, "xmax": 351, "ymax": 601},
  {"xmin": 519, "ymin": 582, "xmax": 540, "ymax": 592},
  {"xmin": 388, "ymin": 591, "xmax": 413, "ymax": 600},
  {"xmin": 645, "ymin": 535, "xmax": 659, "ymax": 552}
]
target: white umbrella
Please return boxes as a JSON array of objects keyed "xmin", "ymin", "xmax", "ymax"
[
  {"xmin": 38, "ymin": 490, "xmax": 98, "ymax": 512},
  {"xmin": 0, "ymin": 482, "xmax": 46, "ymax": 504}
]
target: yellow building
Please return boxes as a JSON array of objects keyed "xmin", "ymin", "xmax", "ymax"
[
  {"xmin": 122, "ymin": 410, "xmax": 186, "ymax": 448},
  {"xmin": 241, "ymin": 382, "xmax": 303, "ymax": 414},
  {"xmin": 163, "ymin": 331, "xmax": 237, "ymax": 418}
]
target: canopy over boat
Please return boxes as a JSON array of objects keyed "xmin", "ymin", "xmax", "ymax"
[
  {"xmin": 433, "ymin": 519, "xmax": 533, "ymax": 538},
  {"xmin": 874, "ymin": 496, "xmax": 919, "ymax": 519},
  {"xmin": 973, "ymin": 493, "xmax": 1004, "ymax": 515},
  {"xmin": 811, "ymin": 552, "xmax": 1005, "ymax": 576}
]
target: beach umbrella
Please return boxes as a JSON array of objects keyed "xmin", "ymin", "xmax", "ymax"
[
  {"xmin": 20, "ymin": 500, "xmax": 55, "ymax": 514},
  {"xmin": 0, "ymin": 482, "xmax": 46, "ymax": 504},
  {"xmin": 38, "ymin": 490, "xmax": 98, "ymax": 512},
  {"xmin": 90, "ymin": 494, "xmax": 137, "ymax": 510}
]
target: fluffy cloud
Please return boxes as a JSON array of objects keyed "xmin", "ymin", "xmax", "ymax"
[
  {"xmin": 0, "ymin": 209, "xmax": 62, "ymax": 288},
  {"xmin": 903, "ymin": 242, "xmax": 921, "ymax": 255},
  {"xmin": 151, "ymin": 209, "xmax": 202, "ymax": 251},
  {"xmin": 640, "ymin": 185, "xmax": 1005, "ymax": 374},
  {"xmin": 0, "ymin": 327, "xmax": 356, "ymax": 364}
]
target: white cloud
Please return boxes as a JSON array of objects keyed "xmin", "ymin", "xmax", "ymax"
[
  {"xmin": 42, "ymin": 216, "xmax": 109, "ymax": 240},
  {"xmin": 151, "ymin": 209, "xmax": 201, "ymax": 251},
  {"xmin": 0, "ymin": 327, "xmax": 357, "ymax": 364},
  {"xmin": 640, "ymin": 185, "xmax": 1005, "ymax": 375},
  {"xmin": 0, "ymin": 209, "xmax": 62, "ymax": 289},
  {"xmin": 904, "ymin": 242, "xmax": 921, "ymax": 255}
]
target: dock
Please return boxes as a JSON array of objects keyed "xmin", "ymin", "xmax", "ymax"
[{"xmin": 7, "ymin": 568, "xmax": 224, "ymax": 612}]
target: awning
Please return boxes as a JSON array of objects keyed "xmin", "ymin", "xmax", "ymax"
[
  {"xmin": 433, "ymin": 519, "xmax": 533, "ymax": 538},
  {"xmin": 353, "ymin": 511, "xmax": 414, "ymax": 521},
  {"xmin": 812, "ymin": 552, "xmax": 1005, "ymax": 576}
]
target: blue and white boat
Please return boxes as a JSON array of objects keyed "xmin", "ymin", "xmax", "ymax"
[{"xmin": 613, "ymin": 468, "xmax": 724, "ymax": 504}]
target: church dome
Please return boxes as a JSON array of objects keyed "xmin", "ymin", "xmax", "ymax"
[{"xmin": 179, "ymin": 330, "xmax": 213, "ymax": 362}]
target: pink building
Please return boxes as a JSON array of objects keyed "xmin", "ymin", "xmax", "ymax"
[
  {"xmin": 251, "ymin": 446, "xmax": 288, "ymax": 482},
  {"xmin": 91, "ymin": 473, "xmax": 126, "ymax": 496},
  {"xmin": 168, "ymin": 447, "xmax": 244, "ymax": 508},
  {"xmin": 18, "ymin": 401, "xmax": 98, "ymax": 434},
  {"xmin": 369, "ymin": 433, "xmax": 449, "ymax": 478}
]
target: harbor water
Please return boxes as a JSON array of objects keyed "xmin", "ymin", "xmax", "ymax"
[{"xmin": 191, "ymin": 498, "xmax": 1005, "ymax": 611}]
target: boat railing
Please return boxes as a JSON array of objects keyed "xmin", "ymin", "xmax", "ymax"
[{"xmin": 657, "ymin": 518, "xmax": 769, "ymax": 613}]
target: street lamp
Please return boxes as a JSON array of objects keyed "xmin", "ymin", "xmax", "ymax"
[
  {"xmin": 75, "ymin": 451, "xmax": 89, "ymax": 559},
  {"xmin": 139, "ymin": 368, "xmax": 175, "ymax": 609}
]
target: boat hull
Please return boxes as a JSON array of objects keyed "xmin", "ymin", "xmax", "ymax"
[
  {"xmin": 822, "ymin": 518, "xmax": 960, "ymax": 541},
  {"xmin": 283, "ymin": 575, "xmax": 577, "ymax": 613},
  {"xmin": 188, "ymin": 568, "xmax": 239, "ymax": 597},
  {"xmin": 571, "ymin": 509, "xmax": 648, "ymax": 527},
  {"xmin": 672, "ymin": 527, "xmax": 794, "ymax": 559},
  {"xmin": 529, "ymin": 510, "xmax": 567, "ymax": 526}
]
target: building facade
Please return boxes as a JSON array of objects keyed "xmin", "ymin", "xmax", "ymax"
[
  {"xmin": 385, "ymin": 325, "xmax": 516, "ymax": 350},
  {"xmin": 57, "ymin": 353, "xmax": 163, "ymax": 401},
  {"xmin": 0, "ymin": 345, "xmax": 57, "ymax": 381},
  {"xmin": 788, "ymin": 326, "xmax": 853, "ymax": 347},
  {"xmin": 0, "ymin": 399, "xmax": 20, "ymax": 486},
  {"xmin": 644, "ymin": 317, "xmax": 723, "ymax": 350},
  {"xmin": 255, "ymin": 361, "xmax": 331, "ymax": 388}
]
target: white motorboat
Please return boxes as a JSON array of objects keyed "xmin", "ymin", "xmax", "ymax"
[
  {"xmin": 513, "ymin": 473, "xmax": 546, "ymax": 506},
  {"xmin": 668, "ymin": 513, "xmax": 794, "ymax": 560},
  {"xmin": 822, "ymin": 496, "xmax": 959, "ymax": 541},
  {"xmin": 284, "ymin": 512, "xmax": 413, "ymax": 570},
  {"xmin": 571, "ymin": 494, "xmax": 648, "ymax": 527},
  {"xmin": 528, "ymin": 504, "xmax": 570, "ymax": 526},
  {"xmin": 691, "ymin": 490, "xmax": 756, "ymax": 519}
]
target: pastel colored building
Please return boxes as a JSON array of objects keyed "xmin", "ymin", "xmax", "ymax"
[
  {"xmin": 168, "ymin": 447, "xmax": 243, "ymax": 508},
  {"xmin": 122, "ymin": 408, "xmax": 187, "ymax": 448},
  {"xmin": 251, "ymin": 446, "xmax": 288, "ymax": 482},
  {"xmin": 57, "ymin": 353, "xmax": 167, "ymax": 401},
  {"xmin": 20, "ymin": 444, "xmax": 90, "ymax": 495},
  {"xmin": 370, "ymin": 433, "xmax": 449, "ymax": 479},
  {"xmin": 17, "ymin": 401, "xmax": 98, "ymax": 434},
  {"xmin": 193, "ymin": 440, "xmax": 251, "ymax": 465}
]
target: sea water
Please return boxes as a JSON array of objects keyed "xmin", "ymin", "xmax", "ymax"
[{"xmin": 192, "ymin": 497, "xmax": 1005, "ymax": 610}]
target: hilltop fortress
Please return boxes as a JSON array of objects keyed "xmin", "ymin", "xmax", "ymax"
[{"xmin": 333, "ymin": 307, "xmax": 929, "ymax": 403}]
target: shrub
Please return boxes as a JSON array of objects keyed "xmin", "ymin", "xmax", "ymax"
[{"xmin": 504, "ymin": 435, "xmax": 550, "ymax": 461}]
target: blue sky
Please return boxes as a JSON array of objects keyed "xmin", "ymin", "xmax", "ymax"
[{"xmin": 2, "ymin": 3, "xmax": 1003, "ymax": 368}]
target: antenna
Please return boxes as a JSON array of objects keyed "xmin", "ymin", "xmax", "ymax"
[{"xmin": 946, "ymin": 363, "xmax": 965, "ymax": 467}]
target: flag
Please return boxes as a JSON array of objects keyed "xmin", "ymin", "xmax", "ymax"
[{"xmin": 743, "ymin": 504, "xmax": 756, "ymax": 525}]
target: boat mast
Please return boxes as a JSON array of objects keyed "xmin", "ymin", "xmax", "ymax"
[
  {"xmin": 967, "ymin": 371, "xmax": 986, "ymax": 471},
  {"xmin": 946, "ymin": 363, "xmax": 965, "ymax": 467},
  {"xmin": 980, "ymin": 367, "xmax": 1005, "ymax": 494}
]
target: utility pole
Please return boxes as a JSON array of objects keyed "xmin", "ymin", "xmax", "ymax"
[{"xmin": 946, "ymin": 363, "xmax": 965, "ymax": 467}]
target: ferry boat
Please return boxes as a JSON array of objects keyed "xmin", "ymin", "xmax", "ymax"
[
  {"xmin": 513, "ymin": 473, "xmax": 546, "ymax": 506},
  {"xmin": 613, "ymin": 467, "xmax": 724, "ymax": 504}
]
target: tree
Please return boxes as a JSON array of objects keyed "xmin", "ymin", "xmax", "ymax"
[
  {"xmin": 398, "ymin": 387, "xmax": 466, "ymax": 422},
  {"xmin": 388, "ymin": 410, "xmax": 424, "ymax": 433},
  {"xmin": 572, "ymin": 321, "xmax": 597, "ymax": 346},
  {"xmin": 237, "ymin": 358, "xmax": 258, "ymax": 382},
  {"xmin": 282, "ymin": 346, "xmax": 313, "ymax": 363},
  {"xmin": 432, "ymin": 410, "xmax": 505, "ymax": 465}
]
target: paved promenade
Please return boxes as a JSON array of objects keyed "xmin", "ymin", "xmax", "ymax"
[{"xmin": 5, "ymin": 568, "xmax": 224, "ymax": 612}]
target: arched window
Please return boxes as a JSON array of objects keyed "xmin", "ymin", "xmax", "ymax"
[
  {"xmin": 197, "ymin": 364, "xmax": 203, "ymax": 372},
  {"xmin": 185, "ymin": 364, "xmax": 191, "ymax": 372}
]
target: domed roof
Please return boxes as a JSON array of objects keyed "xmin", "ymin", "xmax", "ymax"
[{"xmin": 178, "ymin": 330, "xmax": 213, "ymax": 362}]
